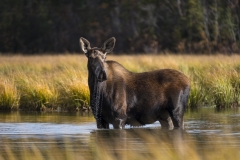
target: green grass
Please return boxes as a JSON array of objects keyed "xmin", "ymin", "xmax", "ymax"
[{"xmin": 0, "ymin": 54, "xmax": 240, "ymax": 111}]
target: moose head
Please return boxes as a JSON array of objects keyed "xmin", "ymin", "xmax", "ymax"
[{"xmin": 79, "ymin": 37, "xmax": 116, "ymax": 82}]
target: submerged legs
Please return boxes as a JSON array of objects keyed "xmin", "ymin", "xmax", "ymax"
[
  {"xmin": 159, "ymin": 109, "xmax": 174, "ymax": 130},
  {"xmin": 170, "ymin": 87, "xmax": 190, "ymax": 129},
  {"xmin": 97, "ymin": 120, "xmax": 109, "ymax": 129},
  {"xmin": 113, "ymin": 116, "xmax": 127, "ymax": 129}
]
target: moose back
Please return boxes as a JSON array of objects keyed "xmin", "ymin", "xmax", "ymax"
[{"xmin": 80, "ymin": 37, "xmax": 190, "ymax": 129}]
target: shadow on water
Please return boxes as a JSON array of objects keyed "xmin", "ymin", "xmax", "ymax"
[{"xmin": 1, "ymin": 108, "xmax": 240, "ymax": 159}]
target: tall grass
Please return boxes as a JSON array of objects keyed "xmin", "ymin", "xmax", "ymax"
[
  {"xmin": 0, "ymin": 79, "xmax": 19, "ymax": 110},
  {"xmin": 17, "ymin": 76, "xmax": 58, "ymax": 111},
  {"xmin": 0, "ymin": 55, "xmax": 89, "ymax": 111},
  {"xmin": 0, "ymin": 54, "xmax": 240, "ymax": 111}
]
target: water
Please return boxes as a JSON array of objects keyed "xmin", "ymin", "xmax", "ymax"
[{"xmin": 1, "ymin": 108, "xmax": 240, "ymax": 159}]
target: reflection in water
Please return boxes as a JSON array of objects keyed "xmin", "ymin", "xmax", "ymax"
[
  {"xmin": 91, "ymin": 128, "xmax": 240, "ymax": 160},
  {"xmin": 90, "ymin": 129, "xmax": 194, "ymax": 160},
  {"xmin": 0, "ymin": 111, "xmax": 94, "ymax": 123},
  {"xmin": 1, "ymin": 108, "xmax": 240, "ymax": 159}
]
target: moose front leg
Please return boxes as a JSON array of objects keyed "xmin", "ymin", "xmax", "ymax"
[
  {"xmin": 159, "ymin": 109, "xmax": 174, "ymax": 130},
  {"xmin": 113, "ymin": 117, "xmax": 127, "ymax": 129},
  {"xmin": 97, "ymin": 119, "xmax": 109, "ymax": 129},
  {"xmin": 113, "ymin": 108, "xmax": 127, "ymax": 129}
]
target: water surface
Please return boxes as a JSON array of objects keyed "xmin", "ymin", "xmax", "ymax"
[{"xmin": 1, "ymin": 108, "xmax": 240, "ymax": 159}]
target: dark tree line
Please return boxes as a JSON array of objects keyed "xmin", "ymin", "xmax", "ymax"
[{"xmin": 0, "ymin": 0, "xmax": 239, "ymax": 54}]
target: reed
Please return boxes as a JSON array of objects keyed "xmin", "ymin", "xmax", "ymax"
[
  {"xmin": 0, "ymin": 79, "xmax": 19, "ymax": 110},
  {"xmin": 0, "ymin": 54, "xmax": 240, "ymax": 111},
  {"xmin": 17, "ymin": 75, "xmax": 58, "ymax": 111},
  {"xmin": 55, "ymin": 71, "xmax": 89, "ymax": 111}
]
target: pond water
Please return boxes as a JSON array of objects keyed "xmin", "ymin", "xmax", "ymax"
[{"xmin": 1, "ymin": 107, "xmax": 240, "ymax": 159}]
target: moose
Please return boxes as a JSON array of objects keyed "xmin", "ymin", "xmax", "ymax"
[{"xmin": 80, "ymin": 37, "xmax": 190, "ymax": 129}]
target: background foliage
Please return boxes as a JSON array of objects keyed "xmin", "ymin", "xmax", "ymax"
[{"xmin": 0, "ymin": 0, "xmax": 239, "ymax": 54}]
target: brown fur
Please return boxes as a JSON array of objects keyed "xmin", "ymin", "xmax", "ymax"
[{"xmin": 80, "ymin": 37, "xmax": 190, "ymax": 129}]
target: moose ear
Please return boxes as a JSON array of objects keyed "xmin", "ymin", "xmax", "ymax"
[
  {"xmin": 79, "ymin": 37, "xmax": 91, "ymax": 54},
  {"xmin": 102, "ymin": 37, "xmax": 116, "ymax": 54}
]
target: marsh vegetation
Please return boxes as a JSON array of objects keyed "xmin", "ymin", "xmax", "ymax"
[{"xmin": 0, "ymin": 54, "xmax": 240, "ymax": 111}]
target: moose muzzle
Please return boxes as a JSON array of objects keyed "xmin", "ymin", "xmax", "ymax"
[{"xmin": 97, "ymin": 70, "xmax": 107, "ymax": 82}]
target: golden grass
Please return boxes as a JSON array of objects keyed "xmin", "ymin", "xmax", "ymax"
[{"xmin": 0, "ymin": 54, "xmax": 240, "ymax": 110}]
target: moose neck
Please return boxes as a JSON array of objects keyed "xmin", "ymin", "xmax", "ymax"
[
  {"xmin": 87, "ymin": 62, "xmax": 107, "ymax": 111},
  {"xmin": 87, "ymin": 63, "xmax": 95, "ymax": 94},
  {"xmin": 87, "ymin": 61, "xmax": 107, "ymax": 121}
]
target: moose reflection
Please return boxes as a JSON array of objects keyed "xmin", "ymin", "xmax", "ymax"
[{"xmin": 79, "ymin": 37, "xmax": 190, "ymax": 129}]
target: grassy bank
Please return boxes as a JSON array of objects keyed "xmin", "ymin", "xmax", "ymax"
[{"xmin": 0, "ymin": 54, "xmax": 240, "ymax": 111}]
